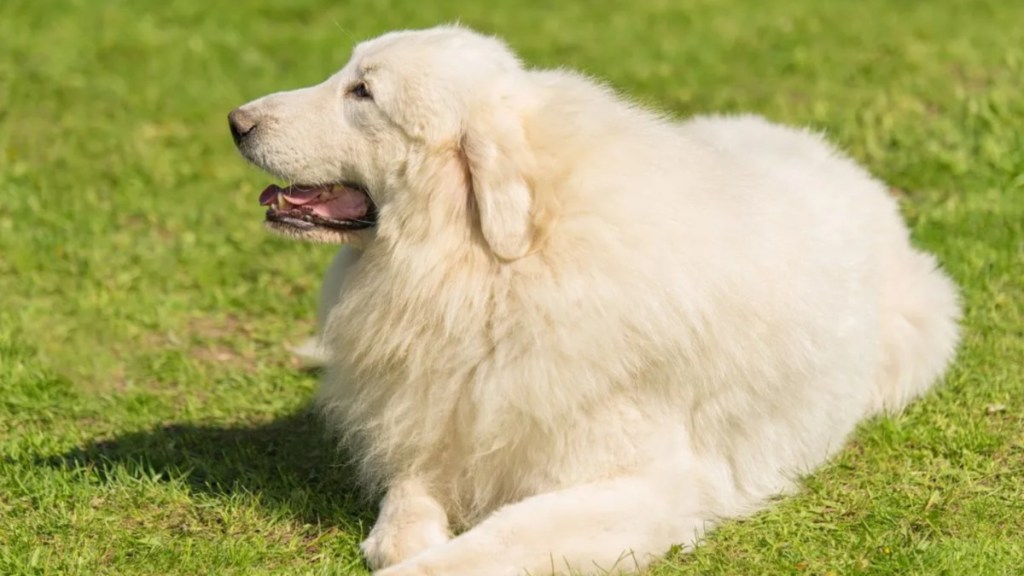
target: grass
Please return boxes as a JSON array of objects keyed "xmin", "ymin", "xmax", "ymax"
[{"xmin": 1, "ymin": 0, "xmax": 1022, "ymax": 574}]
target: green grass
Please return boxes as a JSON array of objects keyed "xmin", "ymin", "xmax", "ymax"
[{"xmin": 1, "ymin": 0, "xmax": 1022, "ymax": 574}]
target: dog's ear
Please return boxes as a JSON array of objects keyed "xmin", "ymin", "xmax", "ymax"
[{"xmin": 462, "ymin": 102, "xmax": 535, "ymax": 261}]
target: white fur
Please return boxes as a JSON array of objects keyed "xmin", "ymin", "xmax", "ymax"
[{"xmin": 234, "ymin": 26, "xmax": 961, "ymax": 575}]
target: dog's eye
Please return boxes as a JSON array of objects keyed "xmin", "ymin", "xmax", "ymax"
[{"xmin": 349, "ymin": 81, "xmax": 372, "ymax": 100}]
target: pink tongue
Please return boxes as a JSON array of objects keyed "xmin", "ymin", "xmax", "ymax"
[
  {"xmin": 312, "ymin": 188, "xmax": 368, "ymax": 220},
  {"xmin": 258, "ymin": 184, "xmax": 324, "ymax": 206},
  {"xmin": 258, "ymin": 184, "xmax": 283, "ymax": 206},
  {"xmin": 282, "ymin": 187, "xmax": 323, "ymax": 205},
  {"xmin": 258, "ymin": 184, "xmax": 368, "ymax": 220}
]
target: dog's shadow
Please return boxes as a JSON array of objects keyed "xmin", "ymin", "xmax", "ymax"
[{"xmin": 42, "ymin": 406, "xmax": 375, "ymax": 530}]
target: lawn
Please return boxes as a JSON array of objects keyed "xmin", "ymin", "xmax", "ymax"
[{"xmin": 1, "ymin": 0, "xmax": 1022, "ymax": 574}]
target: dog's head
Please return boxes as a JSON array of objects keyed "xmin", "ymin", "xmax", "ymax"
[{"xmin": 229, "ymin": 26, "xmax": 540, "ymax": 260}]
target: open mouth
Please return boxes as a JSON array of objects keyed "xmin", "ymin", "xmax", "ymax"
[{"xmin": 259, "ymin": 182, "xmax": 378, "ymax": 233}]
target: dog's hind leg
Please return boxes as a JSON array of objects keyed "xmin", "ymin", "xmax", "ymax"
[{"xmin": 374, "ymin": 469, "xmax": 708, "ymax": 576}]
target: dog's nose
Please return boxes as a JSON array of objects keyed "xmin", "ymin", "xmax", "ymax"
[{"xmin": 228, "ymin": 108, "xmax": 258, "ymax": 145}]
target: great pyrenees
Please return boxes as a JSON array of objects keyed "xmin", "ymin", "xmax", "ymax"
[{"xmin": 229, "ymin": 25, "xmax": 961, "ymax": 576}]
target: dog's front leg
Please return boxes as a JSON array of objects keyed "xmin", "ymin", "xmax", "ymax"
[
  {"xmin": 374, "ymin": 471, "xmax": 706, "ymax": 576},
  {"xmin": 361, "ymin": 477, "xmax": 451, "ymax": 570}
]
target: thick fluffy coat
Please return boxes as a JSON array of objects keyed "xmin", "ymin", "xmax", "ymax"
[{"xmin": 230, "ymin": 26, "xmax": 961, "ymax": 576}]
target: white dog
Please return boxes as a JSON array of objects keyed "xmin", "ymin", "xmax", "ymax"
[{"xmin": 229, "ymin": 25, "xmax": 961, "ymax": 576}]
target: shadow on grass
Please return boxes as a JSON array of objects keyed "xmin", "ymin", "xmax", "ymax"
[{"xmin": 41, "ymin": 406, "xmax": 375, "ymax": 528}]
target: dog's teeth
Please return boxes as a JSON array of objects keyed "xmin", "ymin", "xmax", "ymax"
[{"xmin": 277, "ymin": 195, "xmax": 287, "ymax": 210}]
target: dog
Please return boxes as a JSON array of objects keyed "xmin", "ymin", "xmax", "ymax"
[{"xmin": 229, "ymin": 25, "xmax": 961, "ymax": 576}]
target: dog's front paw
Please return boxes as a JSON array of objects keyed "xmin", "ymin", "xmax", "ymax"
[
  {"xmin": 371, "ymin": 548, "xmax": 520, "ymax": 576},
  {"xmin": 372, "ymin": 563, "xmax": 431, "ymax": 576},
  {"xmin": 361, "ymin": 515, "xmax": 449, "ymax": 570},
  {"xmin": 372, "ymin": 564, "xmax": 423, "ymax": 576}
]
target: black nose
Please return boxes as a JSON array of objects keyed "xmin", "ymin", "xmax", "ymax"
[{"xmin": 228, "ymin": 108, "xmax": 258, "ymax": 145}]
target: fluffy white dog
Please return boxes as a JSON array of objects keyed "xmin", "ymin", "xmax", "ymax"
[{"xmin": 229, "ymin": 25, "xmax": 961, "ymax": 576}]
